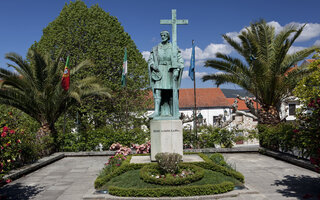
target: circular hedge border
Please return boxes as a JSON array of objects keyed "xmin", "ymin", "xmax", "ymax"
[{"xmin": 140, "ymin": 163, "xmax": 204, "ymax": 186}]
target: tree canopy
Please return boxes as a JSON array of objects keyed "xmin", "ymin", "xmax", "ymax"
[
  {"xmin": 0, "ymin": 49, "xmax": 110, "ymax": 152},
  {"xmin": 32, "ymin": 1, "xmax": 150, "ymax": 129},
  {"xmin": 203, "ymin": 20, "xmax": 319, "ymax": 124}
]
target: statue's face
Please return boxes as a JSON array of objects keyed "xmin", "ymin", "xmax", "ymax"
[{"xmin": 161, "ymin": 33, "xmax": 169, "ymax": 42}]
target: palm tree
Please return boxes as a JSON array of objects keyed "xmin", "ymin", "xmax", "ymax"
[
  {"xmin": 203, "ymin": 20, "xmax": 319, "ymax": 124},
  {"xmin": 0, "ymin": 49, "xmax": 110, "ymax": 151}
]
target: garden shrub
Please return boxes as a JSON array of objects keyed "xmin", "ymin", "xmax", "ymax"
[
  {"xmin": 94, "ymin": 155, "xmax": 146, "ymax": 189},
  {"xmin": 155, "ymin": 152, "xmax": 182, "ymax": 174},
  {"xmin": 108, "ymin": 181, "xmax": 234, "ymax": 197},
  {"xmin": 195, "ymin": 153, "xmax": 244, "ymax": 183},
  {"xmin": 58, "ymin": 126, "xmax": 150, "ymax": 152},
  {"xmin": 210, "ymin": 153, "xmax": 227, "ymax": 166},
  {"xmin": 183, "ymin": 125, "xmax": 236, "ymax": 149},
  {"xmin": 139, "ymin": 163, "xmax": 204, "ymax": 185}
]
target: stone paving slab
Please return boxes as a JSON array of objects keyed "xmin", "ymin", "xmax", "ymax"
[{"xmin": 1, "ymin": 148, "xmax": 320, "ymax": 199}]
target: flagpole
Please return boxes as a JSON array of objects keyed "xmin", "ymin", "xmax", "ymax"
[{"xmin": 192, "ymin": 40, "xmax": 198, "ymax": 140}]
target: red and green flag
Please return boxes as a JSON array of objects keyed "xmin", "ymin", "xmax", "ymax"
[
  {"xmin": 61, "ymin": 56, "xmax": 70, "ymax": 91},
  {"xmin": 121, "ymin": 48, "xmax": 127, "ymax": 87}
]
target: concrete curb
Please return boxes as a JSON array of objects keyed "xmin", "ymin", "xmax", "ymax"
[
  {"xmin": 2, "ymin": 146, "xmax": 260, "ymax": 183},
  {"xmin": 184, "ymin": 145, "xmax": 259, "ymax": 153},
  {"xmin": 3, "ymin": 152, "xmax": 65, "ymax": 181},
  {"xmin": 259, "ymin": 147, "xmax": 318, "ymax": 172}
]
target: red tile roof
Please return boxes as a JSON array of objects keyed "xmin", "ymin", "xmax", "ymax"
[
  {"xmin": 226, "ymin": 98, "xmax": 260, "ymax": 111},
  {"xmin": 148, "ymin": 88, "xmax": 231, "ymax": 109},
  {"xmin": 179, "ymin": 88, "xmax": 230, "ymax": 108}
]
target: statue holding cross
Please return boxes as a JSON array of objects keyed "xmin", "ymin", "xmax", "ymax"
[{"xmin": 148, "ymin": 9, "xmax": 188, "ymax": 120}]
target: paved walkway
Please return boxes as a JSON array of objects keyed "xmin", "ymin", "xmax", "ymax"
[
  {"xmin": 0, "ymin": 157, "xmax": 107, "ymax": 200},
  {"xmin": 0, "ymin": 153, "xmax": 319, "ymax": 200}
]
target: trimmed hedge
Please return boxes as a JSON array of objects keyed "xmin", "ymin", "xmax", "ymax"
[
  {"xmin": 194, "ymin": 153, "xmax": 244, "ymax": 183},
  {"xmin": 94, "ymin": 153, "xmax": 244, "ymax": 197},
  {"xmin": 95, "ymin": 155, "xmax": 146, "ymax": 189},
  {"xmin": 140, "ymin": 163, "xmax": 204, "ymax": 185},
  {"xmin": 108, "ymin": 181, "xmax": 234, "ymax": 197}
]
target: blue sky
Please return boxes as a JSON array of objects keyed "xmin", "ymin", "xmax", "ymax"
[{"xmin": 1, "ymin": 0, "xmax": 320, "ymax": 89}]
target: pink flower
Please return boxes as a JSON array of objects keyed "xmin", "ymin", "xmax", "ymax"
[
  {"xmin": 1, "ymin": 132, "xmax": 6, "ymax": 137},
  {"xmin": 6, "ymin": 142, "xmax": 10, "ymax": 147},
  {"xmin": 116, "ymin": 164, "xmax": 120, "ymax": 166},
  {"xmin": 17, "ymin": 139, "xmax": 21, "ymax": 144},
  {"xmin": 3, "ymin": 126, "xmax": 8, "ymax": 132},
  {"xmin": 5, "ymin": 179, "xmax": 11, "ymax": 183},
  {"xmin": 10, "ymin": 130, "xmax": 15, "ymax": 134},
  {"xmin": 1, "ymin": 146, "xmax": 4, "ymax": 150}
]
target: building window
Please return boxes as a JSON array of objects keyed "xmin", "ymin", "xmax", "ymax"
[{"xmin": 289, "ymin": 104, "xmax": 296, "ymax": 116}]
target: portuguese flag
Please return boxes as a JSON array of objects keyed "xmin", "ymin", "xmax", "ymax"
[
  {"xmin": 61, "ymin": 56, "xmax": 70, "ymax": 91},
  {"xmin": 121, "ymin": 48, "xmax": 127, "ymax": 87}
]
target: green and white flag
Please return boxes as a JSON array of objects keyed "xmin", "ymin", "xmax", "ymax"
[{"xmin": 121, "ymin": 48, "xmax": 127, "ymax": 87}]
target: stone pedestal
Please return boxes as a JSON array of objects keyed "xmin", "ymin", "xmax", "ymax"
[{"xmin": 150, "ymin": 120, "xmax": 183, "ymax": 161}]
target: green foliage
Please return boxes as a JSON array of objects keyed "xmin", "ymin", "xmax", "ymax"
[
  {"xmin": 183, "ymin": 125, "xmax": 235, "ymax": 149},
  {"xmin": 108, "ymin": 182, "xmax": 234, "ymax": 197},
  {"xmin": 0, "ymin": 105, "xmax": 49, "ymax": 173},
  {"xmin": 210, "ymin": 153, "xmax": 227, "ymax": 166},
  {"xmin": 294, "ymin": 52, "xmax": 320, "ymax": 105},
  {"xmin": 0, "ymin": 48, "xmax": 109, "ymax": 153},
  {"xmin": 258, "ymin": 123, "xmax": 298, "ymax": 153},
  {"xmin": 95, "ymin": 153, "xmax": 245, "ymax": 198},
  {"xmin": 139, "ymin": 163, "xmax": 204, "ymax": 186},
  {"xmin": 0, "ymin": 126, "xmax": 23, "ymax": 181},
  {"xmin": 195, "ymin": 153, "xmax": 244, "ymax": 183},
  {"xmin": 33, "ymin": 1, "xmax": 150, "ymax": 130},
  {"xmin": 57, "ymin": 125, "xmax": 149, "ymax": 152},
  {"xmin": 203, "ymin": 19, "xmax": 319, "ymax": 124},
  {"xmin": 94, "ymin": 155, "xmax": 145, "ymax": 189},
  {"xmin": 155, "ymin": 152, "xmax": 182, "ymax": 174}
]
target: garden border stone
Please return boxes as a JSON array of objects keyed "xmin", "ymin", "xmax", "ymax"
[
  {"xmin": 259, "ymin": 147, "xmax": 317, "ymax": 172},
  {"xmin": 2, "ymin": 151, "xmax": 115, "ymax": 182}
]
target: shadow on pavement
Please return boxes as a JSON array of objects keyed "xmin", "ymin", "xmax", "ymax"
[
  {"xmin": 0, "ymin": 183, "xmax": 44, "ymax": 200},
  {"xmin": 274, "ymin": 175, "xmax": 320, "ymax": 200}
]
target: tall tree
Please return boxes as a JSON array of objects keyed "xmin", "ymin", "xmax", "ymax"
[
  {"xmin": 203, "ymin": 20, "xmax": 319, "ymax": 124},
  {"xmin": 0, "ymin": 49, "xmax": 110, "ymax": 152},
  {"xmin": 33, "ymin": 1, "xmax": 149, "ymax": 129}
]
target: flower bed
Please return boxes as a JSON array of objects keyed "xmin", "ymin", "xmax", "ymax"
[
  {"xmin": 139, "ymin": 163, "xmax": 204, "ymax": 185},
  {"xmin": 94, "ymin": 153, "xmax": 244, "ymax": 197}
]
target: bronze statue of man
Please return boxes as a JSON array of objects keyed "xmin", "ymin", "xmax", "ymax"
[{"xmin": 148, "ymin": 31, "xmax": 184, "ymax": 119}]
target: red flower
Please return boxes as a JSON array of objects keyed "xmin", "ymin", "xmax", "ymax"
[
  {"xmin": 6, "ymin": 143, "xmax": 10, "ymax": 147},
  {"xmin": 5, "ymin": 179, "xmax": 11, "ymax": 183},
  {"xmin": 293, "ymin": 129, "xmax": 299, "ymax": 133},
  {"xmin": 2, "ymin": 126, "xmax": 8, "ymax": 132},
  {"xmin": 1, "ymin": 132, "xmax": 6, "ymax": 137},
  {"xmin": 9, "ymin": 130, "xmax": 15, "ymax": 134},
  {"xmin": 0, "ymin": 146, "xmax": 3, "ymax": 150}
]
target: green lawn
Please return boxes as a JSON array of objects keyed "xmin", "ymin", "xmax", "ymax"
[{"xmin": 101, "ymin": 169, "xmax": 243, "ymax": 190}]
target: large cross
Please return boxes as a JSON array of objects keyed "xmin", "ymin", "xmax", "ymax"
[{"xmin": 160, "ymin": 9, "xmax": 188, "ymax": 49}]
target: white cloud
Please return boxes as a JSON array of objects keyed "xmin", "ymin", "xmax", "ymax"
[
  {"xmin": 182, "ymin": 70, "xmax": 208, "ymax": 79},
  {"xmin": 314, "ymin": 40, "xmax": 320, "ymax": 46},
  {"xmin": 288, "ymin": 46, "xmax": 306, "ymax": 54},
  {"xmin": 291, "ymin": 22, "xmax": 320, "ymax": 42},
  {"xmin": 224, "ymin": 21, "xmax": 320, "ymax": 44},
  {"xmin": 225, "ymin": 32, "xmax": 241, "ymax": 43},
  {"xmin": 141, "ymin": 51, "xmax": 150, "ymax": 61},
  {"xmin": 267, "ymin": 21, "xmax": 283, "ymax": 34},
  {"xmin": 181, "ymin": 44, "xmax": 232, "ymax": 67}
]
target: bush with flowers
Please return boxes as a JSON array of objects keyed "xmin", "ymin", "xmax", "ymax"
[
  {"xmin": 0, "ymin": 126, "xmax": 22, "ymax": 184},
  {"xmin": 109, "ymin": 141, "xmax": 151, "ymax": 156}
]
